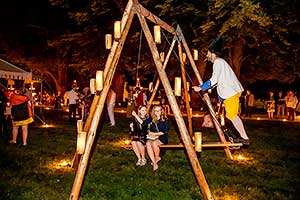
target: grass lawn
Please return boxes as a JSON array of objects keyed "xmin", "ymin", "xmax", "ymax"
[{"xmin": 0, "ymin": 108, "xmax": 299, "ymax": 200}]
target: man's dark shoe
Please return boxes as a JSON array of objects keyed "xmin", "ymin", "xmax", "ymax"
[{"xmin": 233, "ymin": 137, "xmax": 250, "ymax": 146}]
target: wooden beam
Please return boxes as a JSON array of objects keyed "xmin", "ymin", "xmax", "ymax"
[
  {"xmin": 176, "ymin": 25, "xmax": 233, "ymax": 160},
  {"xmin": 69, "ymin": 1, "xmax": 135, "ymax": 199},
  {"xmin": 136, "ymin": 9, "xmax": 214, "ymax": 200},
  {"xmin": 122, "ymin": 142, "xmax": 243, "ymax": 149},
  {"xmin": 134, "ymin": 3, "xmax": 177, "ymax": 35},
  {"xmin": 178, "ymin": 41, "xmax": 193, "ymax": 138},
  {"xmin": 147, "ymin": 37, "xmax": 176, "ymax": 113}
]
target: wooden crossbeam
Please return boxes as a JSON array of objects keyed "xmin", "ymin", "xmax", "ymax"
[{"xmin": 121, "ymin": 142, "xmax": 243, "ymax": 149}]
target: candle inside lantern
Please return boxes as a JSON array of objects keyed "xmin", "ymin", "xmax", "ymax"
[
  {"xmin": 194, "ymin": 132, "xmax": 202, "ymax": 152},
  {"xmin": 77, "ymin": 131, "xmax": 87, "ymax": 154},
  {"xmin": 174, "ymin": 77, "xmax": 181, "ymax": 96},
  {"xmin": 154, "ymin": 25, "xmax": 161, "ymax": 44},
  {"xmin": 96, "ymin": 70, "xmax": 104, "ymax": 91},
  {"xmin": 90, "ymin": 78, "xmax": 96, "ymax": 94},
  {"xmin": 114, "ymin": 21, "xmax": 121, "ymax": 40},
  {"xmin": 105, "ymin": 34, "xmax": 112, "ymax": 49},
  {"xmin": 193, "ymin": 49, "xmax": 198, "ymax": 61}
]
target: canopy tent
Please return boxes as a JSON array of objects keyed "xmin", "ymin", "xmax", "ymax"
[{"xmin": 0, "ymin": 58, "xmax": 32, "ymax": 81}]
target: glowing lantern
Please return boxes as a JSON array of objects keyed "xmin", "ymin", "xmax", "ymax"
[
  {"xmin": 96, "ymin": 70, "xmax": 104, "ymax": 91},
  {"xmin": 149, "ymin": 82, "xmax": 153, "ymax": 92},
  {"xmin": 154, "ymin": 25, "xmax": 161, "ymax": 44},
  {"xmin": 90, "ymin": 78, "xmax": 96, "ymax": 94},
  {"xmin": 105, "ymin": 34, "xmax": 112, "ymax": 49},
  {"xmin": 194, "ymin": 132, "xmax": 202, "ymax": 152},
  {"xmin": 77, "ymin": 131, "xmax": 87, "ymax": 154},
  {"xmin": 193, "ymin": 49, "xmax": 198, "ymax": 61},
  {"xmin": 174, "ymin": 77, "xmax": 181, "ymax": 96},
  {"xmin": 114, "ymin": 21, "xmax": 121, "ymax": 40}
]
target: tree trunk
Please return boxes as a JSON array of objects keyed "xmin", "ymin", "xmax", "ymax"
[
  {"xmin": 228, "ymin": 38, "xmax": 246, "ymax": 79},
  {"xmin": 58, "ymin": 63, "xmax": 67, "ymax": 93}
]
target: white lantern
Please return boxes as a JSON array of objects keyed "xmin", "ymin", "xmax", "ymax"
[
  {"xmin": 149, "ymin": 82, "xmax": 153, "ymax": 92},
  {"xmin": 105, "ymin": 34, "xmax": 112, "ymax": 49},
  {"xmin": 90, "ymin": 78, "xmax": 96, "ymax": 94},
  {"xmin": 193, "ymin": 49, "xmax": 198, "ymax": 61},
  {"xmin": 194, "ymin": 132, "xmax": 202, "ymax": 152},
  {"xmin": 96, "ymin": 70, "xmax": 104, "ymax": 91},
  {"xmin": 114, "ymin": 21, "xmax": 121, "ymax": 40},
  {"xmin": 154, "ymin": 25, "xmax": 161, "ymax": 44},
  {"xmin": 77, "ymin": 131, "xmax": 87, "ymax": 154},
  {"xmin": 77, "ymin": 120, "xmax": 83, "ymax": 133},
  {"xmin": 174, "ymin": 77, "xmax": 181, "ymax": 96}
]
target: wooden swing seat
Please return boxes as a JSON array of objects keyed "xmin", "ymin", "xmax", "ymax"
[{"xmin": 121, "ymin": 142, "xmax": 243, "ymax": 149}]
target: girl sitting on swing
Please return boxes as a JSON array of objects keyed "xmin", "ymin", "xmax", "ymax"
[{"xmin": 146, "ymin": 105, "xmax": 168, "ymax": 171}]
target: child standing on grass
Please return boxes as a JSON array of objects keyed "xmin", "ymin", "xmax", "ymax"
[
  {"xmin": 266, "ymin": 91, "xmax": 275, "ymax": 120},
  {"xmin": 130, "ymin": 105, "xmax": 150, "ymax": 166}
]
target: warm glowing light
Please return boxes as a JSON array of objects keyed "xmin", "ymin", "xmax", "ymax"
[
  {"xmin": 47, "ymin": 159, "xmax": 72, "ymax": 171},
  {"xmin": 45, "ymin": 107, "xmax": 50, "ymax": 110},
  {"xmin": 282, "ymin": 119, "xmax": 287, "ymax": 122},
  {"xmin": 77, "ymin": 131, "xmax": 87, "ymax": 154},
  {"xmin": 182, "ymin": 53, "xmax": 186, "ymax": 63},
  {"xmin": 160, "ymin": 52, "xmax": 164, "ymax": 62},
  {"xmin": 174, "ymin": 77, "xmax": 181, "ymax": 96},
  {"xmin": 256, "ymin": 117, "xmax": 261, "ymax": 120},
  {"xmin": 154, "ymin": 25, "xmax": 161, "ymax": 44},
  {"xmin": 124, "ymin": 140, "xmax": 131, "ymax": 145},
  {"xmin": 105, "ymin": 34, "xmax": 112, "ymax": 49},
  {"xmin": 222, "ymin": 193, "xmax": 240, "ymax": 200},
  {"xmin": 96, "ymin": 70, "xmax": 104, "ymax": 91},
  {"xmin": 194, "ymin": 132, "xmax": 202, "ymax": 152},
  {"xmin": 233, "ymin": 153, "xmax": 255, "ymax": 163},
  {"xmin": 193, "ymin": 49, "xmax": 198, "ymax": 60},
  {"xmin": 114, "ymin": 21, "xmax": 121, "ymax": 39},
  {"xmin": 90, "ymin": 78, "xmax": 96, "ymax": 94}
]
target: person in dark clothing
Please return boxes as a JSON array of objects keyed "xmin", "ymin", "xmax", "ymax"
[{"xmin": 0, "ymin": 89, "xmax": 8, "ymax": 135}]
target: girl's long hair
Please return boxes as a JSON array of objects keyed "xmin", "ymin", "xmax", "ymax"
[{"xmin": 151, "ymin": 105, "xmax": 167, "ymax": 124}]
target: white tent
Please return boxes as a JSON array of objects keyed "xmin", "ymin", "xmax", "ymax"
[{"xmin": 0, "ymin": 58, "xmax": 32, "ymax": 81}]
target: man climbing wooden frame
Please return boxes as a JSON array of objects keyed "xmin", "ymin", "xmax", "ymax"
[{"xmin": 69, "ymin": 1, "xmax": 237, "ymax": 200}]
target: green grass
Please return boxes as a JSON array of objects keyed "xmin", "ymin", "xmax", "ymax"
[{"xmin": 0, "ymin": 109, "xmax": 299, "ymax": 200}]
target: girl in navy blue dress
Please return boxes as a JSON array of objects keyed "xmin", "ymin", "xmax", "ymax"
[
  {"xmin": 146, "ymin": 105, "xmax": 168, "ymax": 171},
  {"xmin": 130, "ymin": 105, "xmax": 149, "ymax": 166}
]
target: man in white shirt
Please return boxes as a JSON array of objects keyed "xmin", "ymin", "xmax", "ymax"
[
  {"xmin": 67, "ymin": 87, "xmax": 79, "ymax": 121},
  {"xmin": 106, "ymin": 88, "xmax": 116, "ymax": 126},
  {"xmin": 193, "ymin": 36, "xmax": 250, "ymax": 145}
]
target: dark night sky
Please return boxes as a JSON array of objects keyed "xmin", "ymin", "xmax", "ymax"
[{"xmin": 0, "ymin": 0, "xmax": 71, "ymax": 36}]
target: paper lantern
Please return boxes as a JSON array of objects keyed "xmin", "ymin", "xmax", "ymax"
[
  {"xmin": 149, "ymin": 82, "xmax": 153, "ymax": 92},
  {"xmin": 77, "ymin": 120, "xmax": 83, "ymax": 133},
  {"xmin": 96, "ymin": 70, "xmax": 104, "ymax": 91},
  {"xmin": 194, "ymin": 132, "xmax": 202, "ymax": 152},
  {"xmin": 105, "ymin": 34, "xmax": 112, "ymax": 49},
  {"xmin": 77, "ymin": 131, "xmax": 87, "ymax": 154},
  {"xmin": 154, "ymin": 25, "xmax": 161, "ymax": 44},
  {"xmin": 193, "ymin": 49, "xmax": 198, "ymax": 61},
  {"xmin": 90, "ymin": 78, "xmax": 96, "ymax": 94},
  {"xmin": 174, "ymin": 77, "xmax": 181, "ymax": 96},
  {"xmin": 114, "ymin": 21, "xmax": 121, "ymax": 40}
]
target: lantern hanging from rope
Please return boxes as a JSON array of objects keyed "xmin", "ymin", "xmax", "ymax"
[
  {"xmin": 96, "ymin": 70, "xmax": 103, "ymax": 91},
  {"xmin": 90, "ymin": 78, "xmax": 96, "ymax": 94},
  {"xmin": 105, "ymin": 34, "xmax": 112, "ymax": 49},
  {"xmin": 193, "ymin": 49, "xmax": 198, "ymax": 61},
  {"xmin": 114, "ymin": 21, "xmax": 121, "ymax": 40},
  {"xmin": 154, "ymin": 25, "xmax": 161, "ymax": 44},
  {"xmin": 174, "ymin": 77, "xmax": 181, "ymax": 96}
]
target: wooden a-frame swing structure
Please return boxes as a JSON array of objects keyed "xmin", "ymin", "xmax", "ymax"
[{"xmin": 69, "ymin": 1, "xmax": 242, "ymax": 199}]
